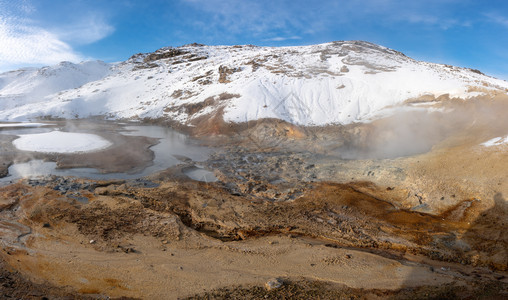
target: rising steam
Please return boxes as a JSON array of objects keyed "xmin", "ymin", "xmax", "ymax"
[{"xmin": 337, "ymin": 96, "xmax": 508, "ymax": 159}]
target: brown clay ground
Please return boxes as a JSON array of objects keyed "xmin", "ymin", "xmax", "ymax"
[
  {"xmin": 0, "ymin": 173, "xmax": 506, "ymax": 298},
  {"xmin": 0, "ymin": 96, "xmax": 507, "ymax": 299}
]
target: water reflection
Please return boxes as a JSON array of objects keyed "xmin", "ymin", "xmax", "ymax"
[
  {"xmin": 0, "ymin": 122, "xmax": 216, "ymax": 184},
  {"xmin": 182, "ymin": 166, "xmax": 218, "ymax": 182}
]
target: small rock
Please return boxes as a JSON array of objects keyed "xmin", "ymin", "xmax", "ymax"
[
  {"xmin": 237, "ymin": 231, "xmax": 247, "ymax": 240},
  {"xmin": 265, "ymin": 278, "xmax": 283, "ymax": 291},
  {"xmin": 89, "ymin": 240, "xmax": 96, "ymax": 244},
  {"xmin": 123, "ymin": 247, "xmax": 135, "ymax": 253},
  {"xmin": 42, "ymin": 223, "xmax": 51, "ymax": 228}
]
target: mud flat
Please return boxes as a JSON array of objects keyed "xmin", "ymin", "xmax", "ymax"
[
  {"xmin": 0, "ymin": 121, "xmax": 157, "ymax": 180},
  {"xmin": 0, "ymin": 98, "xmax": 507, "ymax": 299},
  {"xmin": 0, "ymin": 174, "xmax": 506, "ymax": 299},
  {"xmin": 0, "ymin": 120, "xmax": 214, "ymax": 184}
]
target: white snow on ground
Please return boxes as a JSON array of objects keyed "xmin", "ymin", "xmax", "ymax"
[
  {"xmin": 481, "ymin": 136, "xmax": 508, "ymax": 147},
  {"xmin": 1, "ymin": 41, "xmax": 507, "ymax": 126},
  {"xmin": 0, "ymin": 122, "xmax": 49, "ymax": 128},
  {"xmin": 12, "ymin": 131, "xmax": 112, "ymax": 153},
  {"xmin": 0, "ymin": 61, "xmax": 111, "ymax": 119}
]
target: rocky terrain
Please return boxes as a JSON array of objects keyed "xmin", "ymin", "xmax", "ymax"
[
  {"xmin": 0, "ymin": 149, "xmax": 506, "ymax": 298},
  {"xmin": 0, "ymin": 42, "xmax": 507, "ymax": 299},
  {"xmin": 1, "ymin": 41, "xmax": 508, "ymax": 126}
]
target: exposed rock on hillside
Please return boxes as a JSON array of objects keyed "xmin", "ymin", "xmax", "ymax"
[{"xmin": 1, "ymin": 41, "xmax": 507, "ymax": 127}]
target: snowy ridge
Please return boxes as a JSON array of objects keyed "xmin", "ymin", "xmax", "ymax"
[
  {"xmin": 0, "ymin": 61, "xmax": 111, "ymax": 116},
  {"xmin": 0, "ymin": 41, "xmax": 507, "ymax": 125}
]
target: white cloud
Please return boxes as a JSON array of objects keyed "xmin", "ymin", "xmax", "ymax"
[
  {"xmin": 0, "ymin": 17, "xmax": 83, "ymax": 72},
  {"xmin": 263, "ymin": 36, "xmax": 301, "ymax": 42},
  {"xmin": 0, "ymin": 0, "xmax": 34, "ymax": 16},
  {"xmin": 181, "ymin": 0, "xmax": 311, "ymax": 36},
  {"xmin": 0, "ymin": 0, "xmax": 114, "ymax": 73},
  {"xmin": 484, "ymin": 13, "xmax": 508, "ymax": 28},
  {"xmin": 53, "ymin": 15, "xmax": 115, "ymax": 45},
  {"xmin": 181, "ymin": 0, "xmax": 469, "ymax": 42}
]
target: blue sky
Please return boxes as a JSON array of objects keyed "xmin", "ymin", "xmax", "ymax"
[{"xmin": 1, "ymin": 0, "xmax": 508, "ymax": 79}]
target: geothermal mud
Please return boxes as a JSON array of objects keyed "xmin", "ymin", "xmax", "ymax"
[
  {"xmin": 0, "ymin": 173, "xmax": 506, "ymax": 299},
  {"xmin": 0, "ymin": 97, "xmax": 507, "ymax": 299},
  {"xmin": 0, "ymin": 121, "xmax": 158, "ymax": 179}
]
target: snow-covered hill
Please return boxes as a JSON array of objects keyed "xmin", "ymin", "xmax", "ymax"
[
  {"xmin": 1, "ymin": 41, "xmax": 507, "ymax": 125},
  {"xmin": 0, "ymin": 61, "xmax": 111, "ymax": 118}
]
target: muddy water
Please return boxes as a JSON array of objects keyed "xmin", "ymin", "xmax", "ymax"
[{"xmin": 0, "ymin": 122, "xmax": 217, "ymax": 183}]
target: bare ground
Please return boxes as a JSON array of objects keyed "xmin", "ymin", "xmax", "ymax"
[{"xmin": 0, "ymin": 97, "xmax": 507, "ymax": 299}]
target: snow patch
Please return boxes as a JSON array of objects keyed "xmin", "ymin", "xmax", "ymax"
[
  {"xmin": 12, "ymin": 131, "xmax": 112, "ymax": 153},
  {"xmin": 0, "ymin": 122, "xmax": 49, "ymax": 128},
  {"xmin": 481, "ymin": 136, "xmax": 508, "ymax": 147}
]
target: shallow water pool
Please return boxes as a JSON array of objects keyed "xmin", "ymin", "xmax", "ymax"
[{"xmin": 0, "ymin": 121, "xmax": 217, "ymax": 184}]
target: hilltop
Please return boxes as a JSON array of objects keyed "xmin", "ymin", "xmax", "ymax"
[{"xmin": 1, "ymin": 41, "xmax": 507, "ymax": 125}]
